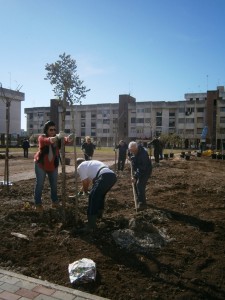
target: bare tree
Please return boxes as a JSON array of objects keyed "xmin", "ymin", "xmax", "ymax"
[{"xmin": 45, "ymin": 53, "xmax": 90, "ymax": 217}]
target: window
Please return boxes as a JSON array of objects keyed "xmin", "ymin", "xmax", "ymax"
[
  {"xmin": 185, "ymin": 107, "xmax": 194, "ymax": 115},
  {"xmin": 186, "ymin": 118, "xmax": 194, "ymax": 123},
  {"xmin": 145, "ymin": 118, "xmax": 151, "ymax": 123},
  {"xmin": 220, "ymin": 107, "xmax": 225, "ymax": 112},
  {"xmin": 102, "ymin": 110, "xmax": 110, "ymax": 117},
  {"xmin": 197, "ymin": 107, "xmax": 204, "ymax": 112},
  {"xmin": 156, "ymin": 112, "xmax": 162, "ymax": 116},
  {"xmin": 156, "ymin": 118, "xmax": 162, "ymax": 126},
  {"xmin": 136, "ymin": 118, "xmax": 144, "ymax": 123},
  {"xmin": 137, "ymin": 128, "xmax": 144, "ymax": 133},
  {"xmin": 179, "ymin": 108, "xmax": 185, "ymax": 113},
  {"xmin": 66, "ymin": 111, "xmax": 70, "ymax": 115},
  {"xmin": 91, "ymin": 129, "xmax": 96, "ymax": 136},
  {"xmin": 169, "ymin": 119, "xmax": 175, "ymax": 127},
  {"xmin": 29, "ymin": 113, "xmax": 33, "ymax": 119},
  {"xmin": 81, "ymin": 112, "xmax": 85, "ymax": 118},
  {"xmin": 178, "ymin": 118, "xmax": 185, "ymax": 123},
  {"xmin": 197, "ymin": 117, "xmax": 204, "ymax": 123},
  {"xmin": 130, "ymin": 127, "xmax": 136, "ymax": 134},
  {"xmin": 169, "ymin": 112, "xmax": 175, "ymax": 116},
  {"xmin": 81, "ymin": 122, "xmax": 85, "ymax": 127},
  {"xmin": 103, "ymin": 129, "xmax": 109, "ymax": 133},
  {"xmin": 137, "ymin": 108, "xmax": 144, "ymax": 113},
  {"xmin": 144, "ymin": 108, "xmax": 151, "ymax": 113},
  {"xmin": 91, "ymin": 112, "xmax": 96, "ymax": 118},
  {"xmin": 197, "ymin": 128, "xmax": 203, "ymax": 134},
  {"xmin": 220, "ymin": 117, "xmax": 225, "ymax": 123},
  {"xmin": 91, "ymin": 122, "xmax": 96, "ymax": 127},
  {"xmin": 131, "ymin": 118, "xmax": 136, "ymax": 124},
  {"xmin": 103, "ymin": 119, "xmax": 110, "ymax": 124},
  {"xmin": 186, "ymin": 129, "xmax": 194, "ymax": 135},
  {"xmin": 81, "ymin": 129, "xmax": 85, "ymax": 136}
]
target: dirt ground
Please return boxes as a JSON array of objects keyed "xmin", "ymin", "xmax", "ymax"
[{"xmin": 0, "ymin": 151, "xmax": 225, "ymax": 300}]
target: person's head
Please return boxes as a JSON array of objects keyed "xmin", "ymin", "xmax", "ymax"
[
  {"xmin": 128, "ymin": 141, "xmax": 138, "ymax": 155},
  {"xmin": 77, "ymin": 158, "xmax": 85, "ymax": 166},
  {"xmin": 43, "ymin": 121, "xmax": 56, "ymax": 137},
  {"xmin": 119, "ymin": 140, "xmax": 124, "ymax": 145},
  {"xmin": 85, "ymin": 136, "xmax": 91, "ymax": 143}
]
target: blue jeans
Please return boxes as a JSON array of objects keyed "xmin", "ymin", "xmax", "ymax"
[{"xmin": 34, "ymin": 163, "xmax": 58, "ymax": 205}]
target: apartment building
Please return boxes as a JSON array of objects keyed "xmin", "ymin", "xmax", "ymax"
[
  {"xmin": 0, "ymin": 86, "xmax": 25, "ymax": 145},
  {"xmin": 24, "ymin": 86, "xmax": 225, "ymax": 148}
]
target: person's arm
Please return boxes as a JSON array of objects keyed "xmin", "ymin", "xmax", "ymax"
[{"xmin": 82, "ymin": 178, "xmax": 90, "ymax": 193}]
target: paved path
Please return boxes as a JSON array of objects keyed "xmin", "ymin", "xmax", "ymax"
[
  {"xmin": 0, "ymin": 161, "xmax": 115, "ymax": 183},
  {"xmin": 0, "ymin": 268, "xmax": 109, "ymax": 300}
]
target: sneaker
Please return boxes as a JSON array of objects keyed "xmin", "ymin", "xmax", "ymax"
[{"xmin": 35, "ymin": 205, "xmax": 44, "ymax": 212}]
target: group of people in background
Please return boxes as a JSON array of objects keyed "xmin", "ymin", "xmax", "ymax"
[{"xmin": 32, "ymin": 120, "xmax": 164, "ymax": 233}]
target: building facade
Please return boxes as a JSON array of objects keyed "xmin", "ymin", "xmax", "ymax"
[
  {"xmin": 0, "ymin": 86, "xmax": 25, "ymax": 145},
  {"xmin": 24, "ymin": 86, "xmax": 225, "ymax": 148}
]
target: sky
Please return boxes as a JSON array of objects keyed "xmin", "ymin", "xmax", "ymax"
[{"xmin": 0, "ymin": 0, "xmax": 225, "ymax": 130}]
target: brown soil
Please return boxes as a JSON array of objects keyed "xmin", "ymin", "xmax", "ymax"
[{"xmin": 0, "ymin": 152, "xmax": 225, "ymax": 300}]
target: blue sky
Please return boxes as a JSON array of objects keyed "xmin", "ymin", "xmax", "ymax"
[{"xmin": 0, "ymin": 0, "xmax": 225, "ymax": 129}]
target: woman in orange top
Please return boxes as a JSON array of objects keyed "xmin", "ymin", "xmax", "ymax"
[{"xmin": 34, "ymin": 121, "xmax": 72, "ymax": 211}]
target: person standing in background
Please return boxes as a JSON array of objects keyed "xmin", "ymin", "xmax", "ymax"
[
  {"xmin": 115, "ymin": 140, "xmax": 128, "ymax": 173},
  {"xmin": 22, "ymin": 138, "xmax": 30, "ymax": 158},
  {"xmin": 148, "ymin": 137, "xmax": 161, "ymax": 164},
  {"xmin": 81, "ymin": 136, "xmax": 95, "ymax": 160}
]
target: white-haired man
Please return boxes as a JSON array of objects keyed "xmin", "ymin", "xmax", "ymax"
[{"xmin": 128, "ymin": 141, "xmax": 152, "ymax": 211}]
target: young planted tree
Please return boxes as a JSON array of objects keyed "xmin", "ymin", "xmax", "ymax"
[{"xmin": 45, "ymin": 53, "xmax": 90, "ymax": 217}]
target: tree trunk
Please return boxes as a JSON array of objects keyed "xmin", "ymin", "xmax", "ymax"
[
  {"xmin": 71, "ymin": 104, "xmax": 78, "ymax": 223},
  {"xmin": 60, "ymin": 91, "xmax": 67, "ymax": 208}
]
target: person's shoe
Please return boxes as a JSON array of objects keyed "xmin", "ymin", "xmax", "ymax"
[
  {"xmin": 97, "ymin": 210, "xmax": 104, "ymax": 219},
  {"xmin": 52, "ymin": 202, "xmax": 61, "ymax": 209},
  {"xmin": 75, "ymin": 215, "xmax": 97, "ymax": 234},
  {"xmin": 76, "ymin": 225, "xmax": 94, "ymax": 234},
  {"xmin": 35, "ymin": 205, "xmax": 44, "ymax": 212}
]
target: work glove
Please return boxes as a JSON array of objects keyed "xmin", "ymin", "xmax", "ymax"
[
  {"xmin": 56, "ymin": 131, "xmax": 66, "ymax": 139},
  {"xmin": 68, "ymin": 134, "xmax": 74, "ymax": 142}
]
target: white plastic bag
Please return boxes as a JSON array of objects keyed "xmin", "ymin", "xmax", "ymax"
[{"xmin": 68, "ymin": 258, "xmax": 96, "ymax": 284}]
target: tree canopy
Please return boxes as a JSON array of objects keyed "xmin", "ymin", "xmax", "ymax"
[{"xmin": 45, "ymin": 52, "xmax": 90, "ymax": 104}]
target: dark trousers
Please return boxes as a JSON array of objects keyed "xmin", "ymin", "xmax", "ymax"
[
  {"xmin": 134, "ymin": 172, "xmax": 151, "ymax": 204},
  {"xmin": 88, "ymin": 173, "xmax": 117, "ymax": 216},
  {"xmin": 118, "ymin": 156, "xmax": 126, "ymax": 171},
  {"xmin": 23, "ymin": 149, "xmax": 28, "ymax": 158},
  {"xmin": 84, "ymin": 153, "xmax": 92, "ymax": 160},
  {"xmin": 154, "ymin": 150, "xmax": 160, "ymax": 163}
]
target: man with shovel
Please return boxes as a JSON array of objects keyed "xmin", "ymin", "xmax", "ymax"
[{"xmin": 128, "ymin": 141, "xmax": 152, "ymax": 211}]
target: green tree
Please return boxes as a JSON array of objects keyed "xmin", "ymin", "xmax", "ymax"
[{"xmin": 45, "ymin": 53, "xmax": 90, "ymax": 217}]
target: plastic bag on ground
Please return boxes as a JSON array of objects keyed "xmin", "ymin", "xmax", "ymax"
[{"xmin": 68, "ymin": 258, "xmax": 96, "ymax": 284}]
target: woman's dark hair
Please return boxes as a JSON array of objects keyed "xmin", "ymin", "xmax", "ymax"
[{"xmin": 43, "ymin": 121, "xmax": 56, "ymax": 135}]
